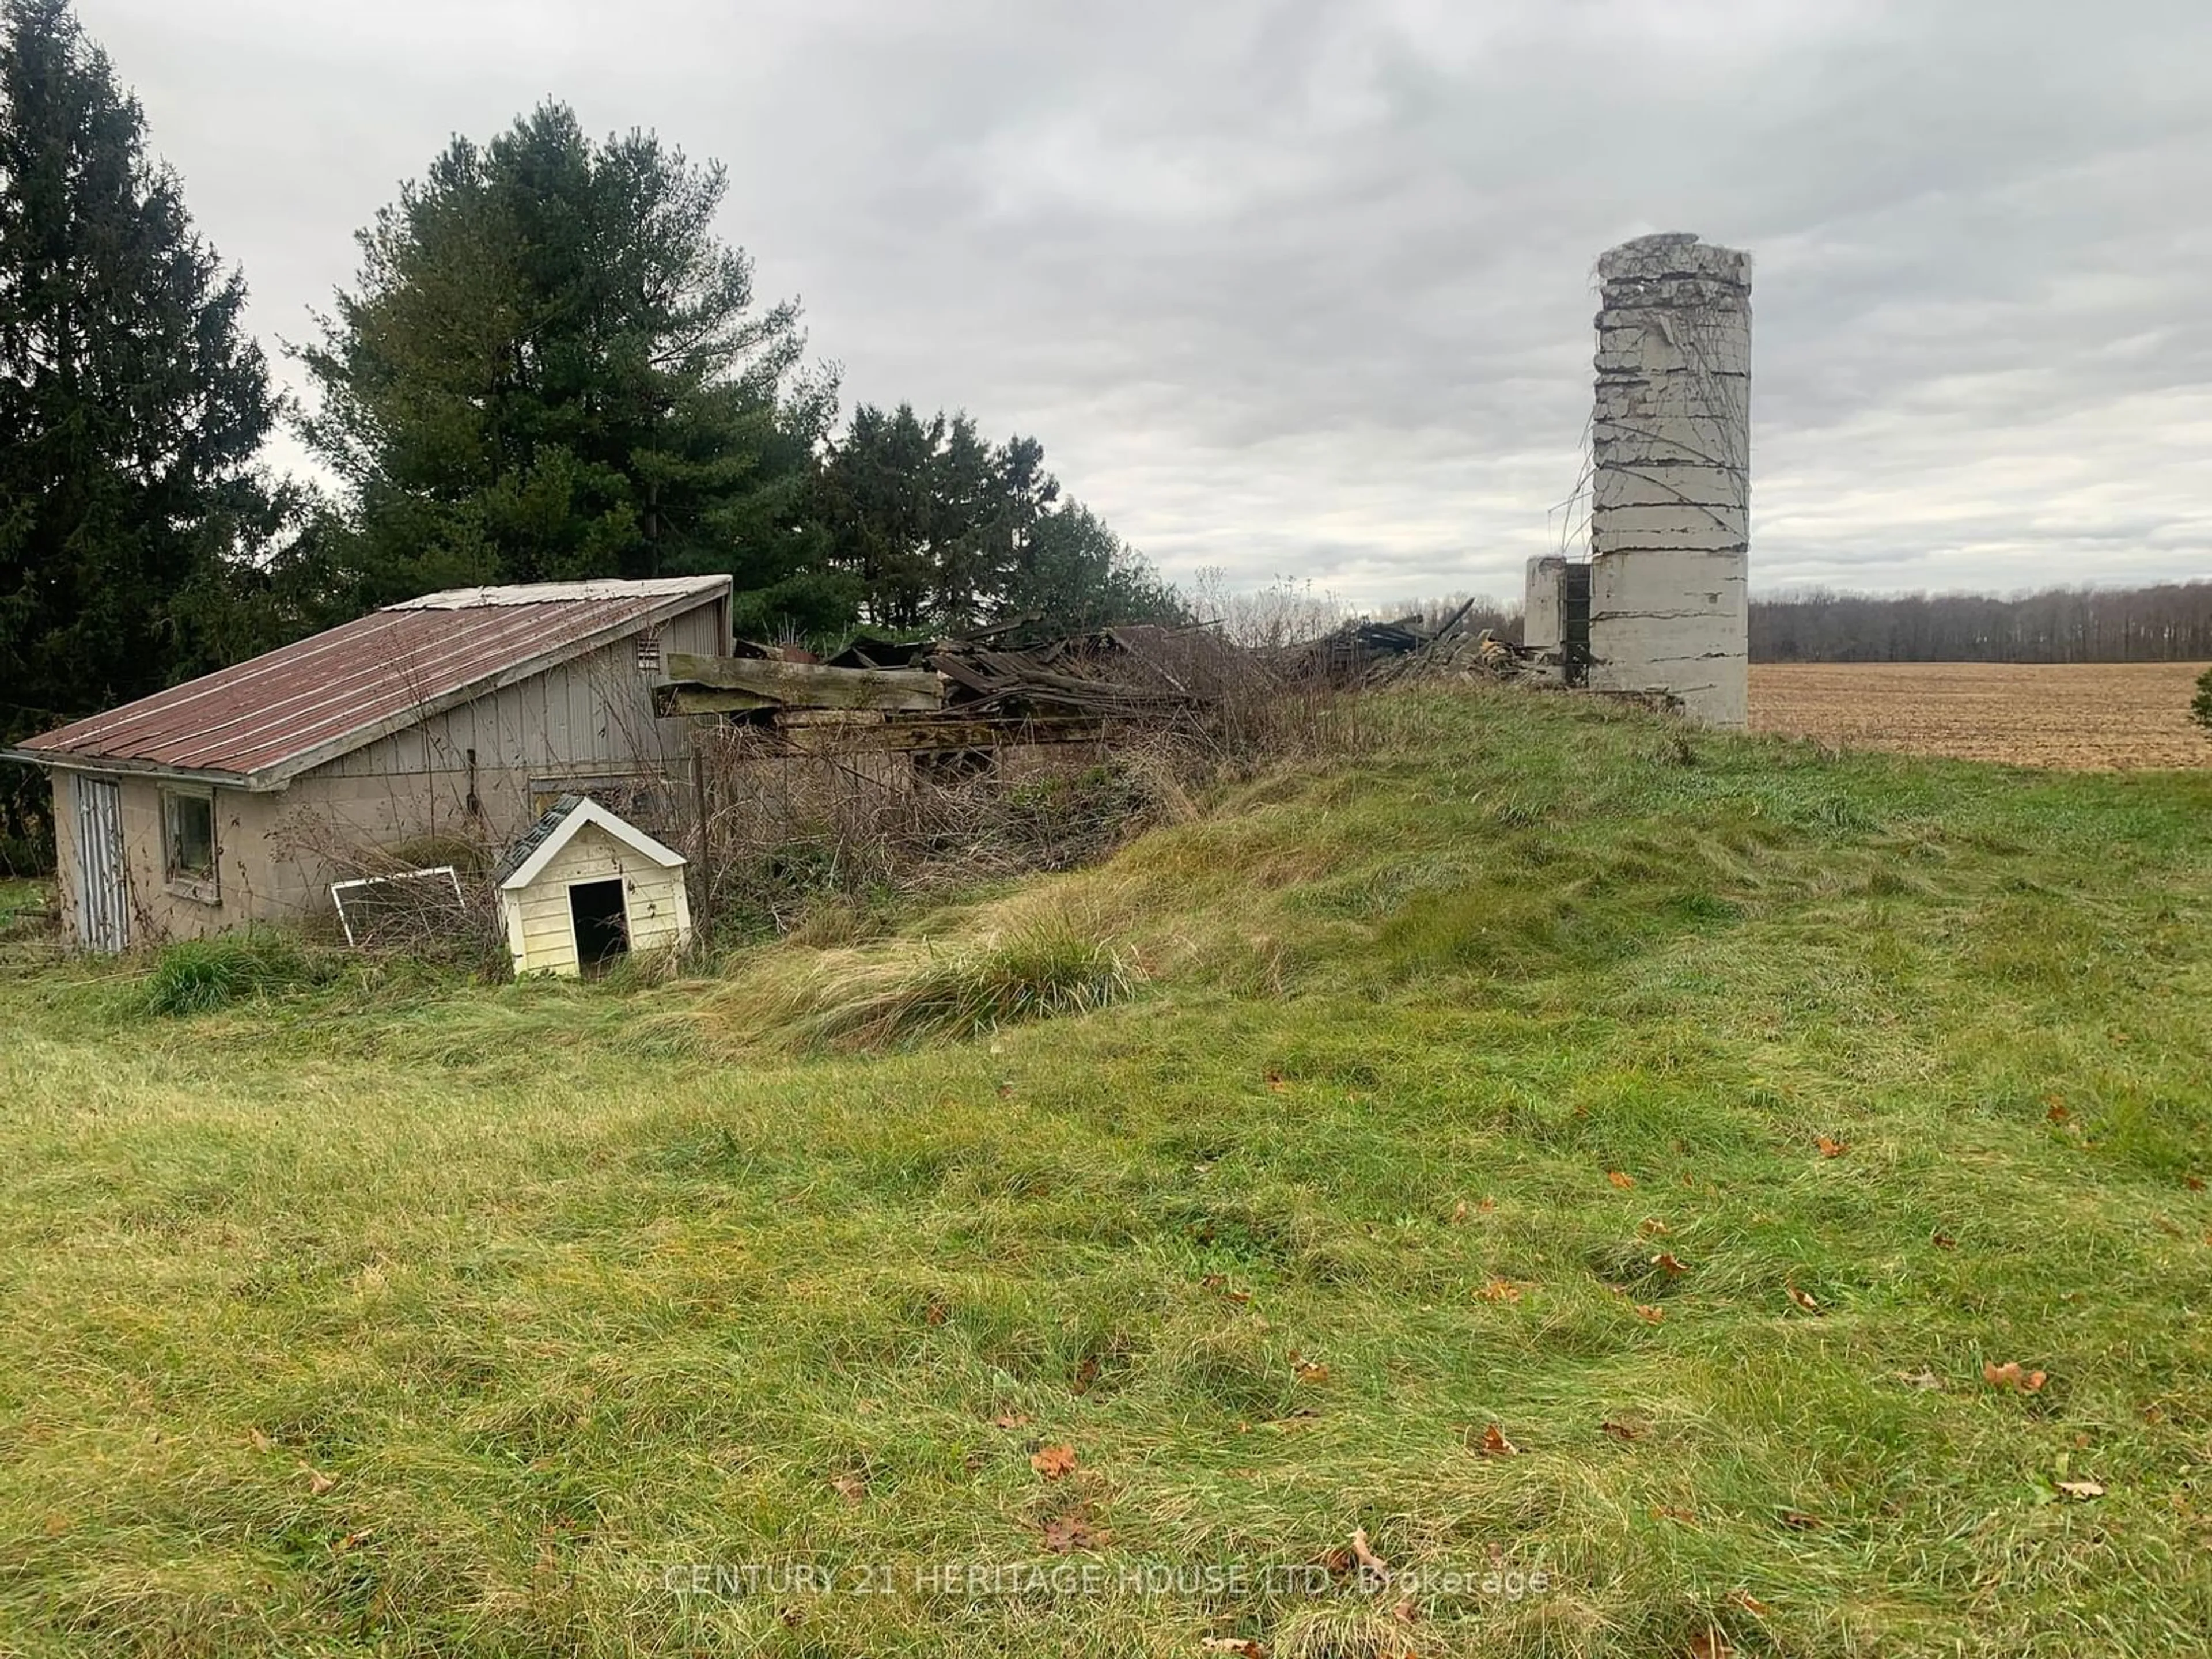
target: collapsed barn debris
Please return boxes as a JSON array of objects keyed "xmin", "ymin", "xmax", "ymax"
[
  {"xmin": 1291, "ymin": 605, "xmax": 1541, "ymax": 687},
  {"xmin": 653, "ymin": 623, "xmax": 1266, "ymax": 757}
]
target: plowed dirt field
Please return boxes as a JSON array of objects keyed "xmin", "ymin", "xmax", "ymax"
[{"xmin": 1751, "ymin": 661, "xmax": 2211, "ymax": 770}]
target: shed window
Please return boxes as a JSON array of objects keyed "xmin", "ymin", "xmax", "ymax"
[{"xmin": 161, "ymin": 789, "xmax": 216, "ymax": 887}]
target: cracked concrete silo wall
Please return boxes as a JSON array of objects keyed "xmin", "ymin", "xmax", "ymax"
[{"xmin": 1587, "ymin": 233, "xmax": 1750, "ymax": 728}]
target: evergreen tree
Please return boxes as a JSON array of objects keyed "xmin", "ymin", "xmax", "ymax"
[
  {"xmin": 300, "ymin": 103, "xmax": 845, "ymax": 630},
  {"xmin": 0, "ymin": 0, "xmax": 281, "ymax": 855},
  {"xmin": 818, "ymin": 404, "xmax": 1180, "ymax": 635},
  {"xmin": 1003, "ymin": 502, "xmax": 1187, "ymax": 633},
  {"xmin": 812, "ymin": 403, "xmax": 945, "ymax": 632}
]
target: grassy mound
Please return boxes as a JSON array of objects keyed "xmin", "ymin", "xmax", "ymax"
[{"xmin": 2, "ymin": 686, "xmax": 2210, "ymax": 1657}]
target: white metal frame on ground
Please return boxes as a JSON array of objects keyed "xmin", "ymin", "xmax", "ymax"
[{"xmin": 329, "ymin": 866, "xmax": 465, "ymax": 948}]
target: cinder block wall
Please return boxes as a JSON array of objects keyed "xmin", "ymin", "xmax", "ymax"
[{"xmin": 1586, "ymin": 233, "xmax": 1751, "ymax": 728}]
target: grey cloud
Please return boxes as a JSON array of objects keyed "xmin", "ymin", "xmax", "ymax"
[{"xmin": 77, "ymin": 0, "xmax": 2212, "ymax": 601}]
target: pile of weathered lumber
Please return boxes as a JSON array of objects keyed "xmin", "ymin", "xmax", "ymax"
[
  {"xmin": 654, "ymin": 623, "xmax": 1268, "ymax": 724},
  {"xmin": 1294, "ymin": 600, "xmax": 1538, "ymax": 685}
]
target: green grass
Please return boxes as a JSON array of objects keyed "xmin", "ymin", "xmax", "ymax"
[
  {"xmin": 3, "ymin": 686, "xmax": 2212, "ymax": 1656},
  {"xmin": 138, "ymin": 934, "xmax": 344, "ymax": 1016},
  {"xmin": 0, "ymin": 874, "xmax": 54, "ymax": 940}
]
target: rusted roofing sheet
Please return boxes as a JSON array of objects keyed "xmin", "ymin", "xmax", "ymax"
[{"xmin": 12, "ymin": 577, "xmax": 727, "ymax": 788}]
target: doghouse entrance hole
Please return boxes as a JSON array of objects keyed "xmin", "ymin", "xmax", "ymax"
[{"xmin": 569, "ymin": 879, "xmax": 628, "ymax": 971}]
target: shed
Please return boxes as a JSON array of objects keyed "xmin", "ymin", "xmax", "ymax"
[
  {"xmin": 2, "ymin": 576, "xmax": 729, "ymax": 951},
  {"xmin": 495, "ymin": 794, "xmax": 692, "ymax": 977}
]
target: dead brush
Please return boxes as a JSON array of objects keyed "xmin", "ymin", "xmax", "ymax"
[
  {"xmin": 694, "ymin": 724, "xmax": 1194, "ymax": 940},
  {"xmin": 687, "ymin": 674, "xmax": 1373, "ymax": 945},
  {"xmin": 274, "ymin": 814, "xmax": 508, "ymax": 970}
]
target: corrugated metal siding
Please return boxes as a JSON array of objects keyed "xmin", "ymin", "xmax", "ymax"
[
  {"xmin": 314, "ymin": 598, "xmax": 714, "ymax": 843},
  {"xmin": 18, "ymin": 578, "xmax": 726, "ymax": 781},
  {"xmin": 73, "ymin": 775, "xmax": 129, "ymax": 952}
]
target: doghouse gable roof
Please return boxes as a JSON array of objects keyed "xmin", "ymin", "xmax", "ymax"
[
  {"xmin": 5, "ymin": 576, "xmax": 730, "ymax": 790},
  {"xmin": 495, "ymin": 793, "xmax": 687, "ymax": 891}
]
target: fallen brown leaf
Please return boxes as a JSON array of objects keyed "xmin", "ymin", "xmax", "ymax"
[
  {"xmin": 1931, "ymin": 1230, "xmax": 1958, "ymax": 1250},
  {"xmin": 1200, "ymin": 1639, "xmax": 1266, "ymax": 1657},
  {"xmin": 1041, "ymin": 1513, "xmax": 1100, "ymax": 1552},
  {"xmin": 299, "ymin": 1463, "xmax": 336, "ymax": 1497},
  {"xmin": 1349, "ymin": 1527, "xmax": 1391, "ymax": 1580},
  {"xmin": 1652, "ymin": 1505, "xmax": 1697, "ymax": 1525},
  {"xmin": 1608, "ymin": 1171, "xmax": 1637, "ymax": 1190},
  {"xmin": 1476, "ymin": 1277, "xmax": 1524, "ymax": 1304},
  {"xmin": 1264, "ymin": 1070, "xmax": 1288, "ymax": 1093},
  {"xmin": 1652, "ymin": 1252, "xmax": 1688, "ymax": 1275},
  {"xmin": 1816, "ymin": 1135, "xmax": 1849, "ymax": 1158},
  {"xmin": 1478, "ymin": 1196, "xmax": 1497, "ymax": 1213},
  {"xmin": 1688, "ymin": 1630, "xmax": 1733, "ymax": 1659},
  {"xmin": 1478, "ymin": 1423, "xmax": 1522, "ymax": 1456},
  {"xmin": 2188, "ymin": 1175, "xmax": 2207, "ymax": 1192},
  {"xmin": 1634, "ymin": 1304, "xmax": 1665, "ymax": 1324},
  {"xmin": 1728, "ymin": 1587, "xmax": 1770, "ymax": 1616},
  {"xmin": 1391, "ymin": 1596, "xmax": 1420, "ymax": 1624},
  {"xmin": 2055, "ymin": 1479, "xmax": 2105, "ymax": 1501},
  {"xmin": 1601, "ymin": 1419, "xmax": 1647, "ymax": 1443},
  {"xmin": 990, "ymin": 1411, "xmax": 1032, "ymax": 1429},
  {"xmin": 1450, "ymin": 1200, "xmax": 1469, "ymax": 1224},
  {"xmin": 923, "ymin": 1298, "xmax": 948, "ymax": 1327},
  {"xmin": 247, "ymin": 1427, "xmax": 275, "ymax": 1453},
  {"xmin": 1639, "ymin": 1217, "xmax": 1671, "ymax": 1237},
  {"xmin": 1785, "ymin": 1283, "xmax": 1821, "ymax": 1314},
  {"xmin": 1071, "ymin": 1355, "xmax": 1101, "ymax": 1393},
  {"xmin": 1293, "ymin": 1358, "xmax": 1331, "ymax": 1384},
  {"xmin": 830, "ymin": 1475, "xmax": 865, "ymax": 1506},
  {"xmin": 1030, "ymin": 1444, "xmax": 1078, "ymax": 1480},
  {"xmin": 1779, "ymin": 1510, "xmax": 1821, "ymax": 1531},
  {"xmin": 1895, "ymin": 1368, "xmax": 1944, "ymax": 1392},
  {"xmin": 2046, "ymin": 1101, "xmax": 2069, "ymax": 1123},
  {"xmin": 1983, "ymin": 1361, "xmax": 2048, "ymax": 1393}
]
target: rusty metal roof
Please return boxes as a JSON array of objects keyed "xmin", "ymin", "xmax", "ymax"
[{"xmin": 9, "ymin": 576, "xmax": 729, "ymax": 789}]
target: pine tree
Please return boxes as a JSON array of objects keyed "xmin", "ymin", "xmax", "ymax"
[
  {"xmin": 817, "ymin": 404, "xmax": 1180, "ymax": 637},
  {"xmin": 1003, "ymin": 503, "xmax": 1187, "ymax": 634},
  {"xmin": 0, "ymin": 0, "xmax": 280, "ymax": 857},
  {"xmin": 300, "ymin": 103, "xmax": 845, "ymax": 628}
]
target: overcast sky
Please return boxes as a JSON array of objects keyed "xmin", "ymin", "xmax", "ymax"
[{"xmin": 77, "ymin": 0, "xmax": 2212, "ymax": 604}]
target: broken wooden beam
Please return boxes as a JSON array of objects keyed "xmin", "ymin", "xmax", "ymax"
[
  {"xmin": 664, "ymin": 652, "xmax": 944, "ymax": 711},
  {"xmin": 653, "ymin": 684, "xmax": 778, "ymax": 717},
  {"xmin": 768, "ymin": 715, "xmax": 1108, "ymax": 755}
]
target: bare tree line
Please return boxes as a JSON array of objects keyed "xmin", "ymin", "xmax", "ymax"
[{"xmin": 1749, "ymin": 582, "xmax": 2212, "ymax": 664}]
